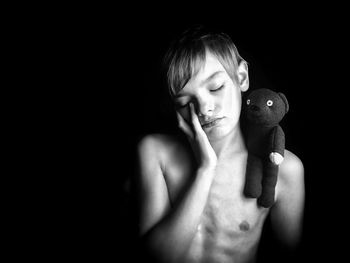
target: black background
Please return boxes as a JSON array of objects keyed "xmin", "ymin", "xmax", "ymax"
[{"xmin": 51, "ymin": 4, "xmax": 348, "ymax": 262}]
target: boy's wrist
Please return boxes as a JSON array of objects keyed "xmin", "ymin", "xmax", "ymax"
[{"xmin": 198, "ymin": 164, "xmax": 216, "ymax": 175}]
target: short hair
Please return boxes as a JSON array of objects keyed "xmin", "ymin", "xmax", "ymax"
[{"xmin": 163, "ymin": 25, "xmax": 246, "ymax": 97}]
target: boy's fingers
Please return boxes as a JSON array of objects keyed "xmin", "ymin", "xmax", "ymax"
[
  {"xmin": 189, "ymin": 103, "xmax": 202, "ymax": 132},
  {"xmin": 176, "ymin": 111, "xmax": 193, "ymax": 137}
]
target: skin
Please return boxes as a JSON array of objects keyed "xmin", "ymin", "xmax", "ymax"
[{"xmin": 137, "ymin": 52, "xmax": 305, "ymax": 263}]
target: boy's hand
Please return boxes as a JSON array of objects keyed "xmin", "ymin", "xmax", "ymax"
[{"xmin": 176, "ymin": 103, "xmax": 217, "ymax": 170}]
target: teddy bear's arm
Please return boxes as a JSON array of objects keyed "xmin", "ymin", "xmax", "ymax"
[{"xmin": 269, "ymin": 125, "xmax": 285, "ymax": 156}]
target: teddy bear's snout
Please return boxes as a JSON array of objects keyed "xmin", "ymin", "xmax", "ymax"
[{"xmin": 250, "ymin": 105, "xmax": 260, "ymax": 112}]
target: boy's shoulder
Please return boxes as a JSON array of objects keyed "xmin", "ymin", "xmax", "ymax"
[
  {"xmin": 280, "ymin": 150, "xmax": 304, "ymax": 178},
  {"xmin": 138, "ymin": 133, "xmax": 181, "ymax": 150},
  {"xmin": 276, "ymin": 149, "xmax": 304, "ymax": 198},
  {"xmin": 137, "ymin": 133, "xmax": 188, "ymax": 160}
]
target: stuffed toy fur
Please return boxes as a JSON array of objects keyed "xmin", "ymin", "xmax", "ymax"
[{"xmin": 242, "ymin": 88, "xmax": 289, "ymax": 208}]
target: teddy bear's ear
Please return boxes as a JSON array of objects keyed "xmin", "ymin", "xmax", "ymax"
[{"xmin": 278, "ymin": 92, "xmax": 289, "ymax": 113}]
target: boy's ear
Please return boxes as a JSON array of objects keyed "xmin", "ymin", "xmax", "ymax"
[{"xmin": 237, "ymin": 61, "xmax": 249, "ymax": 92}]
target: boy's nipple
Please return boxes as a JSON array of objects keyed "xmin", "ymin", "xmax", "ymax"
[{"xmin": 239, "ymin": 220, "xmax": 250, "ymax": 232}]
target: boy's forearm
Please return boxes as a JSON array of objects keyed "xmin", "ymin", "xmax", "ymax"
[{"xmin": 141, "ymin": 167, "xmax": 215, "ymax": 262}]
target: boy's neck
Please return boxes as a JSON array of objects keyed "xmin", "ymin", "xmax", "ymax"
[{"xmin": 209, "ymin": 126, "xmax": 246, "ymax": 160}]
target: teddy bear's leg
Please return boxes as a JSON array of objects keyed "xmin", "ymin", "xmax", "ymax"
[
  {"xmin": 244, "ymin": 153, "xmax": 263, "ymax": 198},
  {"xmin": 258, "ymin": 161, "xmax": 279, "ymax": 208}
]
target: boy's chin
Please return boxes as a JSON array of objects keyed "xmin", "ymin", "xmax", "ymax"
[{"xmin": 205, "ymin": 125, "xmax": 232, "ymax": 139}]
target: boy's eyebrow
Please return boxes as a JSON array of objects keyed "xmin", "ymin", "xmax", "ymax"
[{"xmin": 200, "ymin": 70, "xmax": 225, "ymax": 86}]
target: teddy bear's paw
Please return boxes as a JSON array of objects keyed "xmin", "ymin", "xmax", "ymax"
[{"xmin": 269, "ymin": 152, "xmax": 284, "ymax": 165}]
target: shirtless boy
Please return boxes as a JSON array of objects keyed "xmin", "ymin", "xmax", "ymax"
[{"xmin": 136, "ymin": 26, "xmax": 304, "ymax": 263}]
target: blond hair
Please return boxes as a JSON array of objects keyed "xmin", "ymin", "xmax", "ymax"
[{"xmin": 163, "ymin": 26, "xmax": 246, "ymax": 97}]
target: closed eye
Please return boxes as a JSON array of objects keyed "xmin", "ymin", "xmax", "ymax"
[
  {"xmin": 174, "ymin": 102, "xmax": 188, "ymax": 109},
  {"xmin": 211, "ymin": 85, "xmax": 224, "ymax": 92}
]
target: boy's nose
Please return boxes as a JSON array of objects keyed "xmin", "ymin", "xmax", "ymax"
[
  {"xmin": 198, "ymin": 111, "xmax": 214, "ymax": 122},
  {"xmin": 197, "ymin": 104, "xmax": 214, "ymax": 118}
]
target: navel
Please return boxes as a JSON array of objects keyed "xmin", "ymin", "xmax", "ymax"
[{"xmin": 239, "ymin": 220, "xmax": 250, "ymax": 232}]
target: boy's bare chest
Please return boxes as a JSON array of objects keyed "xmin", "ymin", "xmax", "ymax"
[
  {"xmin": 202, "ymin": 163, "xmax": 265, "ymax": 233},
  {"xmin": 164, "ymin": 156, "xmax": 266, "ymax": 230},
  {"xmin": 165, "ymin": 157, "xmax": 268, "ymax": 261}
]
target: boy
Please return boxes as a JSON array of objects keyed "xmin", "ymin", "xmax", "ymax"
[{"xmin": 136, "ymin": 26, "xmax": 304, "ymax": 263}]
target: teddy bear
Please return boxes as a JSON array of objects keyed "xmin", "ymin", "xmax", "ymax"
[{"xmin": 241, "ymin": 88, "xmax": 289, "ymax": 208}]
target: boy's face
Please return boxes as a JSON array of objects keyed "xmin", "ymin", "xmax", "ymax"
[{"xmin": 174, "ymin": 52, "xmax": 247, "ymax": 139}]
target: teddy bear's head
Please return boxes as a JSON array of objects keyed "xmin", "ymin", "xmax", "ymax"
[{"xmin": 243, "ymin": 88, "xmax": 289, "ymax": 126}]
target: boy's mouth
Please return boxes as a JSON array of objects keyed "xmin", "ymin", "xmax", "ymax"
[{"xmin": 201, "ymin": 117, "xmax": 224, "ymax": 128}]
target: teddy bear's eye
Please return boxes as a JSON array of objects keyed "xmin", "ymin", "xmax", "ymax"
[
  {"xmin": 247, "ymin": 99, "xmax": 250, "ymax": 105},
  {"xmin": 267, "ymin": 100, "xmax": 273, "ymax": 106}
]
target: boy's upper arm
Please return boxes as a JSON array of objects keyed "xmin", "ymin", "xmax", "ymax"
[
  {"xmin": 270, "ymin": 151, "xmax": 305, "ymax": 247},
  {"xmin": 137, "ymin": 135, "xmax": 171, "ymax": 236}
]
